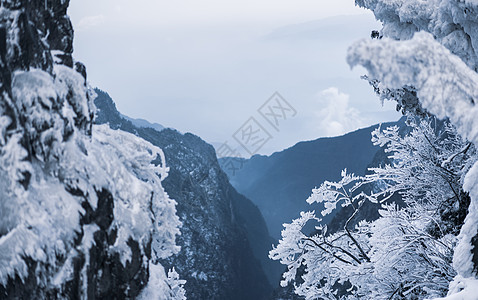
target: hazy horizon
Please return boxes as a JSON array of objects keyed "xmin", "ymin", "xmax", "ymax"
[{"xmin": 68, "ymin": 1, "xmax": 400, "ymax": 156}]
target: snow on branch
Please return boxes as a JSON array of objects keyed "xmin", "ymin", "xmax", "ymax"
[
  {"xmin": 355, "ymin": 0, "xmax": 478, "ymax": 71},
  {"xmin": 348, "ymin": 31, "xmax": 478, "ymax": 146},
  {"xmin": 306, "ymin": 169, "xmax": 366, "ymax": 217},
  {"xmin": 347, "ymin": 8, "xmax": 478, "ymax": 298}
]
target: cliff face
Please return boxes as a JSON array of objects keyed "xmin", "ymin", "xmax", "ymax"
[
  {"xmin": 156, "ymin": 130, "xmax": 272, "ymax": 300},
  {"xmin": 0, "ymin": 1, "xmax": 74, "ymax": 72},
  {"xmin": 94, "ymin": 89, "xmax": 273, "ymax": 299},
  {"xmin": 0, "ymin": 1, "xmax": 182, "ymax": 299},
  {"xmin": 0, "ymin": 0, "xmax": 92, "ymax": 146}
]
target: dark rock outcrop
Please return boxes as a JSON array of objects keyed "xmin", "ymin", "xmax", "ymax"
[
  {"xmin": 0, "ymin": 1, "xmax": 166, "ymax": 299},
  {"xmin": 0, "ymin": 0, "xmax": 93, "ymax": 135},
  {"xmin": 1, "ymin": 188, "xmax": 151, "ymax": 299}
]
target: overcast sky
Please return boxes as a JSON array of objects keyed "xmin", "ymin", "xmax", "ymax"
[{"xmin": 68, "ymin": 0, "xmax": 400, "ymax": 156}]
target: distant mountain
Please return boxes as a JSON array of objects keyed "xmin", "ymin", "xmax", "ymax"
[
  {"xmin": 220, "ymin": 119, "xmax": 405, "ymax": 240},
  {"xmin": 94, "ymin": 89, "xmax": 280, "ymax": 298},
  {"xmin": 121, "ymin": 114, "xmax": 165, "ymax": 132}
]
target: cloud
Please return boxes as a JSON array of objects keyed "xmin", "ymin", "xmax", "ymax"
[
  {"xmin": 69, "ymin": 0, "xmax": 368, "ymax": 30},
  {"xmin": 77, "ymin": 15, "xmax": 106, "ymax": 32},
  {"xmin": 316, "ymin": 87, "xmax": 363, "ymax": 137}
]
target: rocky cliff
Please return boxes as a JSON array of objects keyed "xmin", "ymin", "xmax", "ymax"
[
  {"xmin": 0, "ymin": 1, "xmax": 183, "ymax": 299},
  {"xmin": 95, "ymin": 89, "xmax": 273, "ymax": 299}
]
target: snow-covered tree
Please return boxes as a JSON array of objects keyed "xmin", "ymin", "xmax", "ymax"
[
  {"xmin": 363, "ymin": 119, "xmax": 474, "ymax": 298},
  {"xmin": 271, "ymin": 3, "xmax": 478, "ymax": 296},
  {"xmin": 270, "ymin": 117, "xmax": 476, "ymax": 299},
  {"xmin": 269, "ymin": 170, "xmax": 373, "ymax": 299},
  {"xmin": 270, "ymin": 113, "xmax": 476, "ymax": 299},
  {"xmin": 271, "ymin": 0, "xmax": 478, "ymax": 298},
  {"xmin": 347, "ymin": 0, "xmax": 478, "ymax": 298}
]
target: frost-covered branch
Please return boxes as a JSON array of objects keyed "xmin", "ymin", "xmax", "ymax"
[
  {"xmin": 348, "ymin": 32, "xmax": 478, "ymax": 146},
  {"xmin": 347, "ymin": 2, "xmax": 478, "ymax": 297},
  {"xmin": 271, "ymin": 118, "xmax": 473, "ymax": 299}
]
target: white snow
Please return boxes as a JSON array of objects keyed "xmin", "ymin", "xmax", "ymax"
[
  {"xmin": 348, "ymin": 32, "xmax": 478, "ymax": 146},
  {"xmin": 434, "ymin": 276, "xmax": 478, "ymax": 300},
  {"xmin": 139, "ymin": 263, "xmax": 186, "ymax": 300},
  {"xmin": 348, "ymin": 1, "xmax": 478, "ymax": 298},
  {"xmin": 0, "ymin": 64, "xmax": 183, "ymax": 296},
  {"xmin": 355, "ymin": 0, "xmax": 478, "ymax": 70}
]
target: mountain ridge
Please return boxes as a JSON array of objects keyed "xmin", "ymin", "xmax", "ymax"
[
  {"xmin": 94, "ymin": 88, "xmax": 281, "ymax": 297},
  {"xmin": 220, "ymin": 117, "xmax": 405, "ymax": 240}
]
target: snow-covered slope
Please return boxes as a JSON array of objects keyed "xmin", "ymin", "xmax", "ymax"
[{"xmin": 0, "ymin": 1, "xmax": 183, "ymax": 298}]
